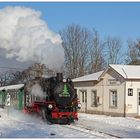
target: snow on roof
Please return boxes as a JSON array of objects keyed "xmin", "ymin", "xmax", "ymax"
[
  {"xmin": 109, "ymin": 64, "xmax": 140, "ymax": 79},
  {"xmin": 0, "ymin": 84, "xmax": 24, "ymax": 91},
  {"xmin": 72, "ymin": 71, "xmax": 104, "ymax": 82}
]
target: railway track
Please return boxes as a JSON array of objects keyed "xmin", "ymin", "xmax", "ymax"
[{"xmin": 64, "ymin": 122, "xmax": 122, "ymax": 138}]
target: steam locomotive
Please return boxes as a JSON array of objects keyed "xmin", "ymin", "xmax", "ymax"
[{"xmin": 23, "ymin": 73, "xmax": 81, "ymax": 124}]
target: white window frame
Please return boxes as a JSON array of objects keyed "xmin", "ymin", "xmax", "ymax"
[
  {"xmin": 79, "ymin": 90, "xmax": 87, "ymax": 103},
  {"xmin": 109, "ymin": 90, "xmax": 117, "ymax": 108},
  {"xmin": 91, "ymin": 90, "xmax": 98, "ymax": 107}
]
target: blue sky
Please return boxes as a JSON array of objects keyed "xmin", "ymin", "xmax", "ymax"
[{"xmin": 0, "ymin": 2, "xmax": 140, "ymax": 42}]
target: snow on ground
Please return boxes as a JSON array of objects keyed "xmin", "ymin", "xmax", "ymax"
[
  {"xmin": 78, "ymin": 113, "xmax": 140, "ymax": 138},
  {"xmin": 79, "ymin": 113, "xmax": 140, "ymax": 130},
  {"xmin": 0, "ymin": 108, "xmax": 100, "ymax": 138},
  {"xmin": 1, "ymin": 108, "xmax": 140, "ymax": 138}
]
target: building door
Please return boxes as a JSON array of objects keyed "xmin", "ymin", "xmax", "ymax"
[
  {"xmin": 80, "ymin": 90, "xmax": 87, "ymax": 112},
  {"xmin": 138, "ymin": 89, "xmax": 140, "ymax": 115}
]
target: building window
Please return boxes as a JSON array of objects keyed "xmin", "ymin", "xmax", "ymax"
[
  {"xmin": 91, "ymin": 90, "xmax": 97, "ymax": 107},
  {"xmin": 82, "ymin": 92, "xmax": 84, "ymax": 103},
  {"xmin": 79, "ymin": 90, "xmax": 87, "ymax": 103},
  {"xmin": 97, "ymin": 96, "xmax": 100, "ymax": 104},
  {"xmin": 110, "ymin": 90, "xmax": 117, "ymax": 107},
  {"xmin": 128, "ymin": 88, "xmax": 133, "ymax": 96},
  {"xmin": 139, "ymin": 92, "xmax": 140, "ymax": 105}
]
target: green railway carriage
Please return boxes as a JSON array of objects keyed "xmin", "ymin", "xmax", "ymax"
[
  {"xmin": 0, "ymin": 84, "xmax": 24, "ymax": 110},
  {"xmin": 0, "ymin": 90, "xmax": 6, "ymax": 108}
]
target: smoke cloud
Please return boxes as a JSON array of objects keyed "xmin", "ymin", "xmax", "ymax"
[
  {"xmin": 31, "ymin": 84, "xmax": 45, "ymax": 98},
  {"xmin": 0, "ymin": 6, "xmax": 64, "ymax": 72}
]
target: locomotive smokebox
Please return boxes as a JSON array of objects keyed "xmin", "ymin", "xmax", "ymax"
[{"xmin": 56, "ymin": 73, "xmax": 63, "ymax": 82}]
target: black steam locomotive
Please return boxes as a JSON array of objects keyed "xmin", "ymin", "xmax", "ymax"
[{"xmin": 23, "ymin": 73, "xmax": 81, "ymax": 124}]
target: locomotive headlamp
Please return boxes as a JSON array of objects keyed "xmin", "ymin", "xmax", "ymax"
[
  {"xmin": 48, "ymin": 104, "xmax": 53, "ymax": 109},
  {"xmin": 78, "ymin": 103, "xmax": 82, "ymax": 109}
]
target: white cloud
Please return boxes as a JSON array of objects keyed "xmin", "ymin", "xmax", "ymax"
[{"xmin": 0, "ymin": 6, "xmax": 64, "ymax": 72}]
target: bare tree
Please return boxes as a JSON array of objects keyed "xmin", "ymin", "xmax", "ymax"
[
  {"xmin": 0, "ymin": 69, "xmax": 21, "ymax": 86},
  {"xmin": 60, "ymin": 25, "xmax": 106, "ymax": 78},
  {"xmin": 60, "ymin": 24, "xmax": 91, "ymax": 78},
  {"xmin": 88, "ymin": 29, "xmax": 105, "ymax": 73},
  {"xmin": 126, "ymin": 39, "xmax": 140, "ymax": 65},
  {"xmin": 0, "ymin": 63, "xmax": 55, "ymax": 87},
  {"xmin": 104, "ymin": 36, "xmax": 123, "ymax": 65}
]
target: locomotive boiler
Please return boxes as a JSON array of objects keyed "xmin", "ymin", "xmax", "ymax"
[{"xmin": 23, "ymin": 73, "xmax": 81, "ymax": 124}]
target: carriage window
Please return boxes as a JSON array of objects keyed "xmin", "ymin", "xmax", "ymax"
[{"xmin": 26, "ymin": 94, "xmax": 32, "ymax": 106}]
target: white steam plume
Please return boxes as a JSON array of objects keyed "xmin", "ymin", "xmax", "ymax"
[
  {"xmin": 0, "ymin": 6, "xmax": 64, "ymax": 72},
  {"xmin": 31, "ymin": 84, "xmax": 45, "ymax": 98}
]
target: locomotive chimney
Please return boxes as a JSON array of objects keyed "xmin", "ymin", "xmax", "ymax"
[{"xmin": 57, "ymin": 73, "xmax": 63, "ymax": 82}]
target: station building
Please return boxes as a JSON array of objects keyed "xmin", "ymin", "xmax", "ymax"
[{"xmin": 73, "ymin": 64, "xmax": 140, "ymax": 117}]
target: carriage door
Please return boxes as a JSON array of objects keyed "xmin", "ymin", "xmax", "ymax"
[
  {"xmin": 80, "ymin": 90, "xmax": 87, "ymax": 112},
  {"xmin": 138, "ymin": 89, "xmax": 140, "ymax": 115},
  {"xmin": 0, "ymin": 92, "xmax": 2, "ymax": 106}
]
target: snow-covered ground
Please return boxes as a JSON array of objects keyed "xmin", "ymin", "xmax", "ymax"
[
  {"xmin": 77, "ymin": 113, "xmax": 140, "ymax": 138},
  {"xmin": 79, "ymin": 113, "xmax": 140, "ymax": 129},
  {"xmin": 0, "ymin": 108, "xmax": 105, "ymax": 138},
  {"xmin": 1, "ymin": 108, "xmax": 140, "ymax": 138}
]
